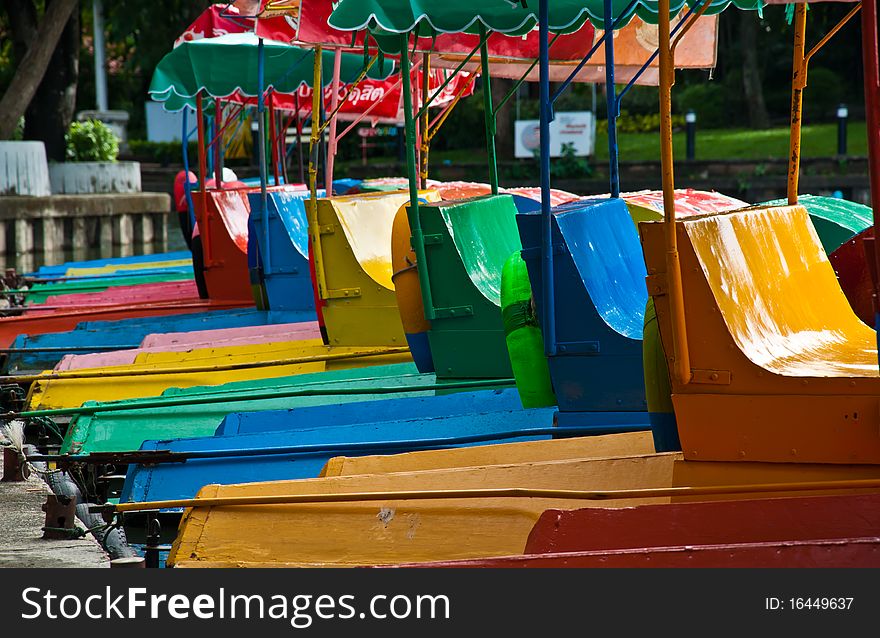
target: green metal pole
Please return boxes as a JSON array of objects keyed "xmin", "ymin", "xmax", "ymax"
[
  {"xmin": 400, "ymin": 35, "xmax": 436, "ymax": 320},
  {"xmin": 479, "ymin": 23, "xmax": 499, "ymax": 195}
]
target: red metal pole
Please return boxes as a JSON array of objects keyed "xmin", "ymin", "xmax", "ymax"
[
  {"xmin": 196, "ymin": 93, "xmax": 211, "ymax": 267},
  {"xmin": 864, "ymin": 0, "xmax": 880, "ymax": 224}
]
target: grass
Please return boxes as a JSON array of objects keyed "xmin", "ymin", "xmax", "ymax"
[
  {"xmin": 338, "ymin": 121, "xmax": 868, "ymax": 169},
  {"xmin": 597, "ymin": 121, "xmax": 868, "ymax": 163}
]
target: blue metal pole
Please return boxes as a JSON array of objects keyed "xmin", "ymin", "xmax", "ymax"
[
  {"xmin": 539, "ymin": 0, "xmax": 556, "ymax": 357},
  {"xmin": 603, "ymin": 0, "xmax": 620, "ymax": 198},
  {"xmin": 257, "ymin": 38, "xmax": 270, "ymax": 273}
]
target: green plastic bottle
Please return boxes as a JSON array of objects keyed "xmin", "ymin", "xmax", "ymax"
[{"xmin": 500, "ymin": 251, "xmax": 557, "ymax": 408}]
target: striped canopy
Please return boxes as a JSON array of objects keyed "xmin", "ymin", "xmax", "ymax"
[{"xmin": 149, "ymin": 32, "xmax": 394, "ymax": 111}]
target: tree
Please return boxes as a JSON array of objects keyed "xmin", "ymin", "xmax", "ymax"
[
  {"xmin": 24, "ymin": 1, "xmax": 80, "ymax": 161},
  {"xmin": 739, "ymin": 12, "xmax": 770, "ymax": 129},
  {"xmin": 0, "ymin": 0, "xmax": 79, "ymax": 141}
]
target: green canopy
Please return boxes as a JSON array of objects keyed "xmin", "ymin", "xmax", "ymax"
[
  {"xmin": 149, "ymin": 32, "xmax": 394, "ymax": 112},
  {"xmin": 328, "ymin": 0, "xmax": 764, "ymax": 37}
]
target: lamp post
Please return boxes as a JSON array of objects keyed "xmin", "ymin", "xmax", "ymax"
[
  {"xmin": 685, "ymin": 110, "xmax": 696, "ymax": 161},
  {"xmin": 837, "ymin": 104, "xmax": 849, "ymax": 156}
]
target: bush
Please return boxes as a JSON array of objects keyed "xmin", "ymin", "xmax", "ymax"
[
  {"xmin": 804, "ymin": 67, "xmax": 846, "ymax": 122},
  {"xmin": 65, "ymin": 119, "xmax": 119, "ymax": 162},
  {"xmin": 675, "ymin": 83, "xmax": 727, "ymax": 129},
  {"xmin": 597, "ymin": 110, "xmax": 685, "ymax": 134}
]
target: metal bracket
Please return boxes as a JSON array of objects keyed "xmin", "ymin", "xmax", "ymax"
[
  {"xmin": 556, "ymin": 341, "xmax": 600, "ymax": 355},
  {"xmin": 423, "ymin": 234, "xmax": 444, "ymax": 245},
  {"xmin": 645, "ymin": 273, "xmax": 667, "ymax": 297},
  {"xmin": 432, "ymin": 305, "xmax": 474, "ymax": 319},
  {"xmin": 326, "ymin": 287, "xmax": 362, "ymax": 299},
  {"xmin": 319, "ymin": 224, "xmax": 336, "ymax": 235},
  {"xmin": 691, "ymin": 369, "xmax": 731, "ymax": 385}
]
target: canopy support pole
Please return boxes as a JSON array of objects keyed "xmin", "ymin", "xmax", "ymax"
[
  {"xmin": 308, "ymin": 45, "xmax": 329, "ymax": 300},
  {"xmin": 862, "ymin": 0, "xmax": 880, "ymax": 348},
  {"xmin": 181, "ymin": 109, "xmax": 196, "ymax": 233},
  {"xmin": 603, "ymin": 0, "xmax": 619, "ymax": 198},
  {"xmin": 269, "ymin": 92, "xmax": 280, "ymax": 187},
  {"xmin": 295, "ymin": 91, "xmax": 305, "ymax": 185},
  {"xmin": 478, "ymin": 24, "xmax": 499, "ymax": 195},
  {"xmin": 257, "ymin": 38, "xmax": 271, "ymax": 274},
  {"xmin": 659, "ymin": 0, "xmax": 691, "ymax": 386},
  {"xmin": 538, "ymin": 0, "xmax": 555, "ymax": 356},
  {"xmin": 401, "ymin": 36, "xmax": 435, "ymax": 321},
  {"xmin": 419, "ymin": 52, "xmax": 431, "ymax": 189},
  {"xmin": 788, "ymin": 4, "xmax": 807, "ymax": 204},
  {"xmin": 325, "ymin": 48, "xmax": 343, "ymax": 194},
  {"xmin": 213, "ymin": 99, "xmax": 223, "ymax": 189},
  {"xmin": 196, "ymin": 93, "xmax": 212, "ymax": 268}
]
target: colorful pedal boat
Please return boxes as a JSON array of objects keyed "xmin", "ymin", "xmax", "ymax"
[
  {"xmin": 3, "ymin": 309, "xmax": 313, "ymax": 374},
  {"xmin": 59, "ymin": 363, "xmax": 423, "ymax": 455},
  {"xmin": 24, "ymin": 338, "xmax": 411, "ymax": 411},
  {"xmin": 54, "ymin": 322, "xmax": 320, "ymax": 371},
  {"xmin": 0, "ymin": 298, "xmax": 251, "ymax": 351},
  {"xmin": 122, "ymin": 391, "xmax": 551, "ymax": 504},
  {"xmin": 166, "ymin": 437, "xmax": 880, "ymax": 567},
  {"xmin": 29, "ymin": 250, "xmax": 191, "ymax": 278},
  {"xmin": 23, "ymin": 270, "xmax": 195, "ymax": 305},
  {"xmin": 397, "ymin": 493, "xmax": 880, "ymax": 567}
]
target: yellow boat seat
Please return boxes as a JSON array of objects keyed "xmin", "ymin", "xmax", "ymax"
[
  {"xmin": 640, "ymin": 204, "xmax": 880, "ymax": 465},
  {"xmin": 168, "ymin": 440, "xmax": 880, "ymax": 567},
  {"xmin": 312, "ymin": 190, "xmax": 440, "ymax": 347},
  {"xmin": 25, "ymin": 339, "xmax": 409, "ymax": 411}
]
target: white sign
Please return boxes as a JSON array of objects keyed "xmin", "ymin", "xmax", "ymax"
[
  {"xmin": 145, "ymin": 101, "xmax": 195, "ymax": 142},
  {"xmin": 514, "ymin": 111, "xmax": 595, "ymax": 159}
]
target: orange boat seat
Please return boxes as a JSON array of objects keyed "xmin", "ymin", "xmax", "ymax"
[{"xmin": 639, "ymin": 204, "xmax": 880, "ymax": 464}]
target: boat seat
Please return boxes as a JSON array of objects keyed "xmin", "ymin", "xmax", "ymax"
[
  {"xmin": 314, "ymin": 191, "xmax": 438, "ymax": 346},
  {"xmin": 640, "ymin": 204, "xmax": 880, "ymax": 464},
  {"xmin": 518, "ymin": 197, "xmax": 648, "ymax": 415},
  {"xmin": 415, "ymin": 194, "xmax": 521, "ymax": 378},
  {"xmin": 247, "ymin": 190, "xmax": 320, "ymax": 312}
]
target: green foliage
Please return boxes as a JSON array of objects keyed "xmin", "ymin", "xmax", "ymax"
[
  {"xmin": 13, "ymin": 116, "xmax": 24, "ymax": 141},
  {"xmin": 65, "ymin": 120, "xmax": 120, "ymax": 162},
  {"xmin": 128, "ymin": 139, "xmax": 199, "ymax": 166},
  {"xmin": 803, "ymin": 67, "xmax": 845, "ymax": 122},
  {"xmin": 675, "ymin": 84, "xmax": 728, "ymax": 129},
  {"xmin": 550, "ymin": 142, "xmax": 591, "ymax": 180},
  {"xmin": 598, "ymin": 111, "xmax": 685, "ymax": 135}
]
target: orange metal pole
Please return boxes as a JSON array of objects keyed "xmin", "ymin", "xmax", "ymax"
[
  {"xmin": 787, "ymin": 4, "xmax": 807, "ymax": 205},
  {"xmin": 659, "ymin": 0, "xmax": 690, "ymax": 385}
]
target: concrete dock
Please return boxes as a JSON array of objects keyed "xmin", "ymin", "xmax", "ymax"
[{"xmin": 0, "ymin": 449, "xmax": 108, "ymax": 568}]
